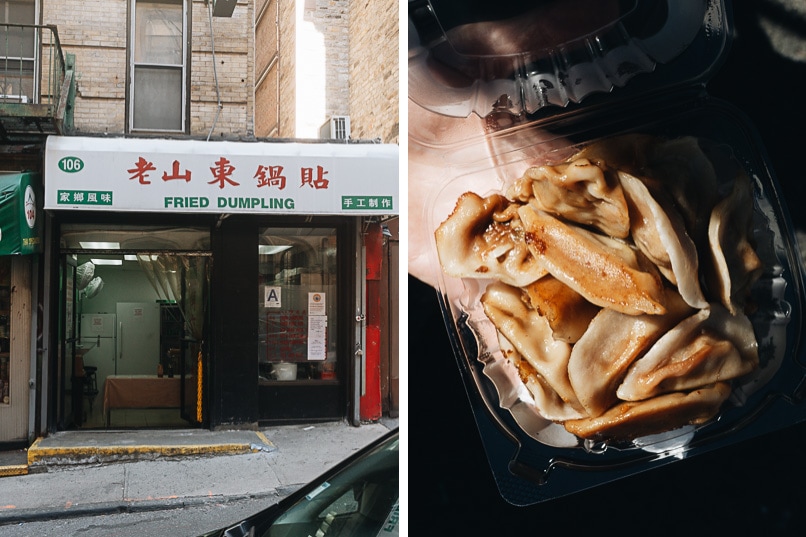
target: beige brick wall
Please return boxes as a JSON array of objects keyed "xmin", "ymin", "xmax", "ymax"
[
  {"xmin": 277, "ymin": 0, "xmax": 296, "ymax": 138},
  {"xmin": 254, "ymin": 0, "xmax": 279, "ymax": 137},
  {"xmin": 348, "ymin": 0, "xmax": 398, "ymax": 144},
  {"xmin": 43, "ymin": 0, "xmax": 253, "ymax": 137}
]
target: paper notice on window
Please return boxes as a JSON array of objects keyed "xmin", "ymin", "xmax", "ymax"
[
  {"xmin": 264, "ymin": 286, "xmax": 281, "ymax": 308},
  {"xmin": 308, "ymin": 292, "xmax": 326, "ymax": 316},
  {"xmin": 307, "ymin": 315, "xmax": 327, "ymax": 361}
]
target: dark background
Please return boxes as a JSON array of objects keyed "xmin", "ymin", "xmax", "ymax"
[{"xmin": 408, "ymin": 1, "xmax": 806, "ymax": 534}]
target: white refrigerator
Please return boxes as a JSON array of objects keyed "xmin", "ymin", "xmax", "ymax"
[{"xmin": 79, "ymin": 302, "xmax": 161, "ymax": 407}]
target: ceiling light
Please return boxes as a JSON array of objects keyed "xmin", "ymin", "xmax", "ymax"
[
  {"xmin": 259, "ymin": 245, "xmax": 293, "ymax": 255},
  {"xmin": 79, "ymin": 241, "xmax": 120, "ymax": 250},
  {"xmin": 90, "ymin": 258, "xmax": 123, "ymax": 266}
]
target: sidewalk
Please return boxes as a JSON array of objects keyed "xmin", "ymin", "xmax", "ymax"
[{"xmin": 0, "ymin": 418, "xmax": 397, "ymax": 525}]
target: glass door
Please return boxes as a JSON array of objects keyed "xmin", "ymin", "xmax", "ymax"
[{"xmin": 258, "ymin": 227, "xmax": 338, "ymax": 384}]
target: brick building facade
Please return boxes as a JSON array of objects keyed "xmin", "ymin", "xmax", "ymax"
[
  {"xmin": 46, "ymin": 0, "xmax": 255, "ymax": 138},
  {"xmin": 255, "ymin": 0, "xmax": 399, "ymax": 144}
]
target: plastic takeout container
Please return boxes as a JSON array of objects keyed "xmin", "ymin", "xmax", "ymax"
[{"xmin": 410, "ymin": 0, "xmax": 806, "ymax": 505}]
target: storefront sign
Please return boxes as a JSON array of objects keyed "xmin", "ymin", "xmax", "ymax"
[
  {"xmin": 0, "ymin": 172, "xmax": 43, "ymax": 255},
  {"xmin": 44, "ymin": 136, "xmax": 398, "ymax": 215}
]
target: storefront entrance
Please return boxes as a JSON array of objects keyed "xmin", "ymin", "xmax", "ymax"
[
  {"xmin": 43, "ymin": 135, "xmax": 398, "ymax": 430},
  {"xmin": 57, "ymin": 225, "xmax": 210, "ymax": 429},
  {"xmin": 257, "ymin": 226, "xmax": 343, "ymax": 421}
]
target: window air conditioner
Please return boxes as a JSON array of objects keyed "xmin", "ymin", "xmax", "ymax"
[
  {"xmin": 0, "ymin": 94, "xmax": 28, "ymax": 103},
  {"xmin": 319, "ymin": 116, "xmax": 350, "ymax": 140}
]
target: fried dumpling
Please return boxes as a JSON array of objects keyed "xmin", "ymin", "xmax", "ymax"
[
  {"xmin": 434, "ymin": 192, "xmax": 548, "ymax": 287},
  {"xmin": 571, "ymin": 133, "xmax": 660, "ymax": 176},
  {"xmin": 616, "ymin": 304, "xmax": 759, "ymax": 402},
  {"xmin": 707, "ymin": 172, "xmax": 763, "ymax": 315},
  {"xmin": 644, "ymin": 136, "xmax": 720, "ymax": 244},
  {"xmin": 522, "ymin": 275, "xmax": 600, "ymax": 343},
  {"xmin": 480, "ymin": 282, "xmax": 583, "ymax": 413},
  {"xmin": 563, "ymin": 382, "xmax": 731, "ymax": 441},
  {"xmin": 619, "ymin": 170, "xmax": 708, "ymax": 309},
  {"xmin": 568, "ymin": 291, "xmax": 694, "ymax": 417},
  {"xmin": 499, "ymin": 334, "xmax": 587, "ymax": 421},
  {"xmin": 507, "ymin": 157, "xmax": 630, "ymax": 238},
  {"xmin": 518, "ymin": 205, "xmax": 667, "ymax": 315}
]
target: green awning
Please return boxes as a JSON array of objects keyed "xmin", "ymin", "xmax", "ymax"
[{"xmin": 0, "ymin": 172, "xmax": 43, "ymax": 255}]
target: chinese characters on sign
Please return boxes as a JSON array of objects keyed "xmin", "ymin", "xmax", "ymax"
[
  {"xmin": 341, "ymin": 196, "xmax": 394, "ymax": 211},
  {"xmin": 126, "ymin": 156, "xmax": 332, "ymax": 191},
  {"xmin": 265, "ymin": 310, "xmax": 307, "ymax": 361},
  {"xmin": 45, "ymin": 137, "xmax": 398, "ymax": 215}
]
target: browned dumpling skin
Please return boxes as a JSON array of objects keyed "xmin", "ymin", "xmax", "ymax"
[
  {"xmin": 707, "ymin": 172, "xmax": 763, "ymax": 315},
  {"xmin": 480, "ymin": 282, "xmax": 584, "ymax": 414},
  {"xmin": 568, "ymin": 291, "xmax": 694, "ymax": 417},
  {"xmin": 434, "ymin": 192, "xmax": 548, "ymax": 287},
  {"xmin": 518, "ymin": 205, "xmax": 667, "ymax": 315},
  {"xmin": 616, "ymin": 304, "xmax": 759, "ymax": 402},
  {"xmin": 563, "ymin": 382, "xmax": 732, "ymax": 441},
  {"xmin": 507, "ymin": 157, "xmax": 630, "ymax": 239},
  {"xmin": 500, "ymin": 333, "xmax": 587, "ymax": 421},
  {"xmin": 619, "ymin": 170, "xmax": 708, "ymax": 309},
  {"xmin": 522, "ymin": 275, "xmax": 600, "ymax": 344}
]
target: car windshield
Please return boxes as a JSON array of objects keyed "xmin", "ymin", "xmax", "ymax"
[{"xmin": 262, "ymin": 432, "xmax": 399, "ymax": 537}]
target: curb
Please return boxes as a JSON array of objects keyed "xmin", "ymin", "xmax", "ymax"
[
  {"xmin": 0, "ymin": 488, "xmax": 289, "ymax": 525},
  {"xmin": 0, "ymin": 464, "xmax": 27, "ymax": 477},
  {"xmin": 27, "ymin": 442, "xmax": 257, "ymax": 467},
  {"xmin": 23, "ymin": 432, "xmax": 276, "ymax": 470}
]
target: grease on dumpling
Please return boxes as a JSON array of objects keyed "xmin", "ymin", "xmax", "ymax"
[
  {"xmin": 434, "ymin": 192, "xmax": 547, "ymax": 287},
  {"xmin": 499, "ymin": 333, "xmax": 587, "ymax": 421},
  {"xmin": 616, "ymin": 304, "xmax": 759, "ymax": 402},
  {"xmin": 563, "ymin": 382, "xmax": 732, "ymax": 441},
  {"xmin": 518, "ymin": 205, "xmax": 667, "ymax": 315},
  {"xmin": 481, "ymin": 282, "xmax": 584, "ymax": 414},
  {"xmin": 507, "ymin": 157, "xmax": 630, "ymax": 238},
  {"xmin": 522, "ymin": 275, "xmax": 600, "ymax": 344},
  {"xmin": 568, "ymin": 291, "xmax": 694, "ymax": 417}
]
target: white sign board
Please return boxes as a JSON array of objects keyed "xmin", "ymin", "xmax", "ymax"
[
  {"xmin": 308, "ymin": 292, "xmax": 326, "ymax": 316},
  {"xmin": 44, "ymin": 136, "xmax": 398, "ymax": 215},
  {"xmin": 264, "ymin": 286, "xmax": 281, "ymax": 308},
  {"xmin": 307, "ymin": 315, "xmax": 327, "ymax": 361}
]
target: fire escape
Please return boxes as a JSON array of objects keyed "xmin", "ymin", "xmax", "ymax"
[{"xmin": 0, "ymin": 24, "xmax": 75, "ymax": 149}]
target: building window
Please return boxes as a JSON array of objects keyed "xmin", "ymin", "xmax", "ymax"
[
  {"xmin": 0, "ymin": 0, "xmax": 35, "ymax": 103},
  {"xmin": 130, "ymin": 0, "xmax": 186, "ymax": 132},
  {"xmin": 258, "ymin": 228, "xmax": 338, "ymax": 382}
]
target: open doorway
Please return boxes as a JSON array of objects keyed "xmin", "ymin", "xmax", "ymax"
[{"xmin": 58, "ymin": 225, "xmax": 210, "ymax": 430}]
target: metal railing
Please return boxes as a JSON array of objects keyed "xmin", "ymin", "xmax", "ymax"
[{"xmin": 0, "ymin": 23, "xmax": 65, "ymax": 108}]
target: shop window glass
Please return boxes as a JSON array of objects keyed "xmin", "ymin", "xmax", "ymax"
[
  {"xmin": 0, "ymin": 0, "xmax": 36, "ymax": 102},
  {"xmin": 258, "ymin": 227, "xmax": 338, "ymax": 382},
  {"xmin": 130, "ymin": 0, "xmax": 185, "ymax": 132},
  {"xmin": 0, "ymin": 257, "xmax": 10, "ymax": 404}
]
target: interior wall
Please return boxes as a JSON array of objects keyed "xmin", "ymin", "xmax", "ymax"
[{"xmin": 77, "ymin": 264, "xmax": 161, "ymax": 316}]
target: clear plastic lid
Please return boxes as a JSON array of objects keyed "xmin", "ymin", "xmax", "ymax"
[{"xmin": 408, "ymin": 0, "xmax": 728, "ymax": 119}]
